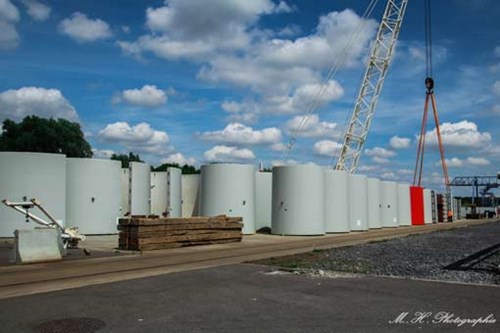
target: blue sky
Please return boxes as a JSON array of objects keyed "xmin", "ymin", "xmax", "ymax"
[{"xmin": 1, "ymin": 0, "xmax": 499, "ymax": 193}]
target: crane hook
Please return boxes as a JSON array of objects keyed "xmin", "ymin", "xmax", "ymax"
[{"xmin": 425, "ymin": 77, "xmax": 434, "ymax": 92}]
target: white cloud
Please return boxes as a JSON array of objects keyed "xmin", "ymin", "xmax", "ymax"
[
  {"xmin": 200, "ymin": 123, "xmax": 281, "ymax": 145},
  {"xmin": 285, "ymin": 114, "xmax": 340, "ymax": 138},
  {"xmin": 372, "ymin": 156, "xmax": 390, "ymax": 164},
  {"xmin": 98, "ymin": 122, "xmax": 170, "ymax": 156},
  {"xmin": 221, "ymin": 100, "xmax": 242, "ymax": 113},
  {"xmin": 389, "ymin": 136, "xmax": 411, "ymax": 149},
  {"xmin": 466, "ymin": 157, "xmax": 490, "ymax": 166},
  {"xmin": 0, "ymin": 0, "xmax": 20, "ymax": 50},
  {"xmin": 203, "ymin": 145, "xmax": 255, "ymax": 162},
  {"xmin": 59, "ymin": 12, "xmax": 112, "ymax": 43},
  {"xmin": 443, "ymin": 157, "xmax": 463, "ymax": 168},
  {"xmin": 495, "ymin": 45, "xmax": 500, "ymax": 57},
  {"xmin": 118, "ymin": 35, "xmax": 215, "ymax": 60},
  {"xmin": 115, "ymin": 85, "xmax": 168, "ymax": 107},
  {"xmin": 491, "ymin": 104, "xmax": 500, "ymax": 115},
  {"xmin": 252, "ymin": 9, "xmax": 377, "ymax": 70},
  {"xmin": 314, "ymin": 140, "xmax": 342, "ymax": 157},
  {"xmin": 270, "ymin": 142, "xmax": 288, "ymax": 152},
  {"xmin": 441, "ymin": 156, "xmax": 490, "ymax": 168},
  {"xmin": 424, "ymin": 121, "xmax": 491, "ymax": 149},
  {"xmin": 365, "ymin": 147, "xmax": 396, "ymax": 158},
  {"xmin": 198, "ymin": 54, "xmax": 320, "ymax": 95},
  {"xmin": 381, "ymin": 172, "xmax": 397, "ymax": 180},
  {"xmin": 492, "ymin": 81, "xmax": 500, "ymax": 96},
  {"xmin": 276, "ymin": 24, "xmax": 301, "ymax": 37},
  {"xmin": 120, "ymin": 0, "xmax": 293, "ymax": 60},
  {"xmin": 21, "ymin": 0, "xmax": 50, "ymax": 21},
  {"xmin": 0, "ymin": 0, "xmax": 18, "ymax": 22},
  {"xmin": 489, "ymin": 63, "xmax": 500, "ymax": 74},
  {"xmin": 364, "ymin": 147, "xmax": 396, "ymax": 164},
  {"xmin": 357, "ymin": 165, "xmax": 379, "ymax": 172},
  {"xmin": 162, "ymin": 152, "xmax": 196, "ymax": 166},
  {"xmin": 0, "ymin": 87, "xmax": 79, "ymax": 122},
  {"xmin": 92, "ymin": 148, "xmax": 115, "ymax": 159},
  {"xmin": 196, "ymin": 9, "xmax": 372, "ymax": 119},
  {"xmin": 0, "ymin": 20, "xmax": 18, "ymax": 49}
]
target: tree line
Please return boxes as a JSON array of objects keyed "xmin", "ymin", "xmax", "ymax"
[{"xmin": 0, "ymin": 116, "xmax": 199, "ymax": 174}]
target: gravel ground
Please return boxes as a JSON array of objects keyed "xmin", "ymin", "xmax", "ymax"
[{"xmin": 254, "ymin": 221, "xmax": 500, "ymax": 285}]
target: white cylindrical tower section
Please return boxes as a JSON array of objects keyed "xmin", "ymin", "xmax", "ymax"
[
  {"xmin": 0, "ymin": 152, "xmax": 66, "ymax": 237},
  {"xmin": 167, "ymin": 167, "xmax": 182, "ymax": 218},
  {"xmin": 200, "ymin": 164, "xmax": 256, "ymax": 234},
  {"xmin": 423, "ymin": 188, "xmax": 433, "ymax": 224},
  {"xmin": 367, "ymin": 178, "xmax": 382, "ymax": 229},
  {"xmin": 324, "ymin": 170, "xmax": 349, "ymax": 233},
  {"xmin": 151, "ymin": 171, "xmax": 168, "ymax": 217},
  {"xmin": 381, "ymin": 181, "xmax": 398, "ymax": 227},
  {"xmin": 130, "ymin": 162, "xmax": 151, "ymax": 216},
  {"xmin": 182, "ymin": 174, "xmax": 200, "ymax": 217},
  {"xmin": 272, "ymin": 165, "xmax": 324, "ymax": 235},
  {"xmin": 348, "ymin": 174, "xmax": 369, "ymax": 231},
  {"xmin": 255, "ymin": 171, "xmax": 272, "ymax": 230},
  {"xmin": 66, "ymin": 158, "xmax": 121, "ymax": 234},
  {"xmin": 397, "ymin": 183, "xmax": 412, "ymax": 226}
]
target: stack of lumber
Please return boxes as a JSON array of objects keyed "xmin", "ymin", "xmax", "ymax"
[{"xmin": 118, "ymin": 215, "xmax": 243, "ymax": 251}]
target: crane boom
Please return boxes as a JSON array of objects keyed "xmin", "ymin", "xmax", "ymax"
[{"xmin": 335, "ymin": 0, "xmax": 408, "ymax": 173}]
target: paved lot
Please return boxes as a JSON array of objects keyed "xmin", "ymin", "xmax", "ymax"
[
  {"xmin": 0, "ymin": 219, "xmax": 494, "ymax": 299},
  {"xmin": 0, "ymin": 264, "xmax": 498, "ymax": 333}
]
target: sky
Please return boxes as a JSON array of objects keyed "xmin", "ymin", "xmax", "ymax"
[{"xmin": 0, "ymin": 0, "xmax": 499, "ymax": 195}]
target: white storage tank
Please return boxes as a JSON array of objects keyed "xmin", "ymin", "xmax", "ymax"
[
  {"xmin": 0, "ymin": 152, "xmax": 66, "ymax": 237},
  {"xmin": 130, "ymin": 162, "xmax": 151, "ymax": 216},
  {"xmin": 272, "ymin": 165, "xmax": 325, "ymax": 236},
  {"xmin": 120, "ymin": 168, "xmax": 130, "ymax": 216},
  {"xmin": 66, "ymin": 158, "xmax": 121, "ymax": 234},
  {"xmin": 151, "ymin": 171, "xmax": 168, "ymax": 217},
  {"xmin": 255, "ymin": 171, "xmax": 272, "ymax": 230},
  {"xmin": 324, "ymin": 169, "xmax": 349, "ymax": 233},
  {"xmin": 167, "ymin": 167, "xmax": 182, "ymax": 218},
  {"xmin": 182, "ymin": 174, "xmax": 200, "ymax": 217},
  {"xmin": 397, "ymin": 183, "xmax": 412, "ymax": 226},
  {"xmin": 200, "ymin": 164, "xmax": 256, "ymax": 234},
  {"xmin": 367, "ymin": 178, "xmax": 382, "ymax": 229},
  {"xmin": 423, "ymin": 188, "xmax": 433, "ymax": 224},
  {"xmin": 348, "ymin": 174, "xmax": 369, "ymax": 231},
  {"xmin": 381, "ymin": 181, "xmax": 398, "ymax": 227},
  {"xmin": 151, "ymin": 167, "xmax": 181, "ymax": 217}
]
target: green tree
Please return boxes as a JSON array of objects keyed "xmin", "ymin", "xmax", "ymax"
[
  {"xmin": 0, "ymin": 116, "xmax": 92, "ymax": 157},
  {"xmin": 111, "ymin": 152, "xmax": 143, "ymax": 168},
  {"xmin": 152, "ymin": 162, "xmax": 199, "ymax": 174}
]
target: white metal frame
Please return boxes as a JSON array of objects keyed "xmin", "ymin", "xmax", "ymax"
[{"xmin": 336, "ymin": 0, "xmax": 408, "ymax": 173}]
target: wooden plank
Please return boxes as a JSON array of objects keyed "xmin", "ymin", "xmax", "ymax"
[
  {"xmin": 131, "ymin": 229, "xmax": 242, "ymax": 238},
  {"xmin": 129, "ymin": 228, "xmax": 242, "ymax": 238},
  {"xmin": 118, "ymin": 215, "xmax": 243, "ymax": 250},
  {"xmin": 135, "ymin": 232, "xmax": 242, "ymax": 245},
  {"xmin": 119, "ymin": 215, "xmax": 243, "ymax": 226},
  {"xmin": 125, "ymin": 217, "xmax": 211, "ymax": 226},
  {"xmin": 138, "ymin": 238, "xmax": 242, "ymax": 251},
  {"xmin": 124, "ymin": 222, "xmax": 242, "ymax": 232}
]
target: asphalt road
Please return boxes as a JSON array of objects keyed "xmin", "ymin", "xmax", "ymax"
[
  {"xmin": 1, "ymin": 220, "xmax": 492, "ymax": 299},
  {"xmin": 1, "ymin": 264, "xmax": 498, "ymax": 333}
]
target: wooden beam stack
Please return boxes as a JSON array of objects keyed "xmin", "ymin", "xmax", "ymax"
[{"xmin": 118, "ymin": 215, "xmax": 243, "ymax": 251}]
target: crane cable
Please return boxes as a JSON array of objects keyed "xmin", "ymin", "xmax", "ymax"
[
  {"xmin": 414, "ymin": 0, "xmax": 434, "ymax": 186},
  {"xmin": 424, "ymin": 0, "xmax": 433, "ymax": 77},
  {"xmin": 281, "ymin": 0, "xmax": 380, "ymax": 162}
]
